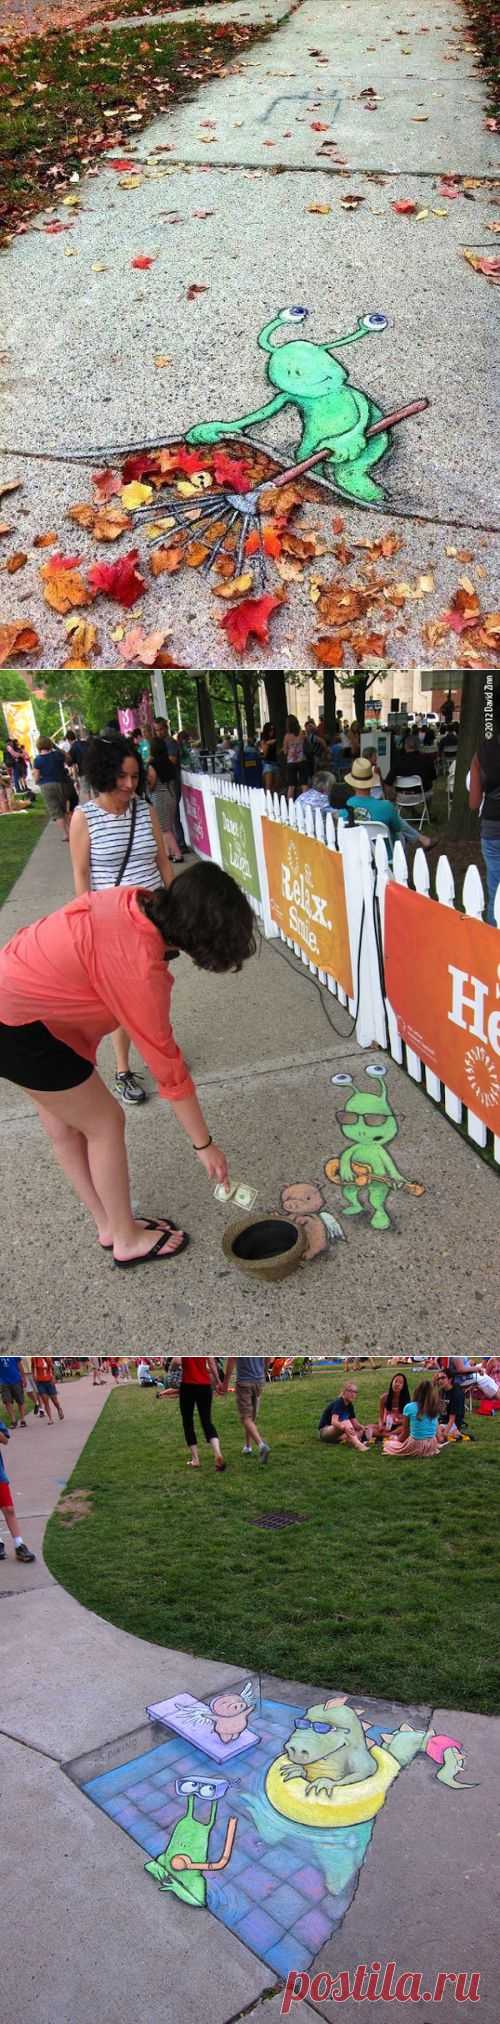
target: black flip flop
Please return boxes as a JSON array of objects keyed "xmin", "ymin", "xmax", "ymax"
[
  {"xmin": 113, "ymin": 1228, "xmax": 190, "ymax": 1269},
  {"xmin": 100, "ymin": 1217, "xmax": 179, "ymax": 1253}
]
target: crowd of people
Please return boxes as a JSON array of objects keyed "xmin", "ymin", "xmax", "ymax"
[{"xmin": 318, "ymin": 1358, "xmax": 500, "ymax": 1459}]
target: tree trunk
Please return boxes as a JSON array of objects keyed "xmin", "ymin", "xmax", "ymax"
[
  {"xmin": 195, "ymin": 676, "xmax": 217, "ymax": 751},
  {"xmin": 323, "ymin": 672, "xmax": 337, "ymax": 740},
  {"xmin": 447, "ymin": 674, "xmax": 485, "ymax": 840},
  {"xmin": 264, "ymin": 674, "xmax": 288, "ymax": 746},
  {"xmin": 353, "ymin": 677, "xmax": 369, "ymax": 730},
  {"xmin": 241, "ymin": 676, "xmax": 257, "ymax": 741}
]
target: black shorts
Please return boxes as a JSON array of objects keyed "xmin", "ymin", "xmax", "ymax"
[
  {"xmin": 287, "ymin": 761, "xmax": 308, "ymax": 789},
  {"xmin": 0, "ymin": 1019, "xmax": 94, "ymax": 1093}
]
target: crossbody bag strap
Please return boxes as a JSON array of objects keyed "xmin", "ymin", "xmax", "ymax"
[{"xmin": 114, "ymin": 796, "xmax": 138, "ymax": 885}]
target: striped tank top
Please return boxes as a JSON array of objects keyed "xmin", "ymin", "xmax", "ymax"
[{"xmin": 83, "ymin": 798, "xmax": 162, "ymax": 890}]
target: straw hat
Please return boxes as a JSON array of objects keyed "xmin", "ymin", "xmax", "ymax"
[{"xmin": 345, "ymin": 756, "xmax": 377, "ymax": 792}]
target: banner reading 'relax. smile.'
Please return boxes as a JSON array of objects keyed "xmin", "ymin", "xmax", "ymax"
[
  {"xmin": 385, "ymin": 883, "xmax": 500, "ymax": 1133},
  {"xmin": 262, "ymin": 819, "xmax": 353, "ymax": 997}
]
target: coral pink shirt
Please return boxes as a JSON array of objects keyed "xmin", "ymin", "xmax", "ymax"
[{"xmin": 0, "ymin": 887, "xmax": 194, "ymax": 1104}]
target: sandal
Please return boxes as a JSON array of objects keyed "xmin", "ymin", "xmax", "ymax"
[
  {"xmin": 113, "ymin": 1228, "xmax": 189, "ymax": 1269},
  {"xmin": 215, "ymin": 1457, "xmax": 227, "ymax": 1472},
  {"xmin": 100, "ymin": 1218, "xmax": 179, "ymax": 1253}
]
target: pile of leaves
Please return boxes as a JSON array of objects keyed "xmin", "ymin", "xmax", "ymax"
[
  {"xmin": 464, "ymin": 0, "xmax": 500, "ymax": 121},
  {"xmin": 0, "ymin": 13, "xmax": 269, "ymax": 241},
  {"xmin": 3, "ymin": 440, "xmax": 499, "ymax": 668}
]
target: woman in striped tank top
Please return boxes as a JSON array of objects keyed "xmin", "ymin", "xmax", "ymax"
[{"xmin": 70, "ymin": 735, "xmax": 173, "ymax": 1105}]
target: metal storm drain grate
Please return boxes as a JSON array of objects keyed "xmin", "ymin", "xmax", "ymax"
[{"xmin": 251, "ymin": 1510, "xmax": 307, "ymax": 1530}]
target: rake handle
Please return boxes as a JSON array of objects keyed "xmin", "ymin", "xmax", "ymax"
[{"xmin": 262, "ymin": 400, "xmax": 430, "ymax": 492}]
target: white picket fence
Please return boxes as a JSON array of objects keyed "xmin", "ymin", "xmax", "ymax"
[{"xmin": 180, "ymin": 770, "xmax": 500, "ymax": 1168}]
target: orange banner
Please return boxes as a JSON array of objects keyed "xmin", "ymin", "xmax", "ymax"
[
  {"xmin": 385, "ymin": 882, "xmax": 500, "ymax": 1130},
  {"xmin": 262, "ymin": 817, "xmax": 353, "ymax": 996}
]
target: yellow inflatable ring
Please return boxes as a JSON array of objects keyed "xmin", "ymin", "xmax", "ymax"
[{"xmin": 265, "ymin": 1745, "xmax": 399, "ymax": 1828}]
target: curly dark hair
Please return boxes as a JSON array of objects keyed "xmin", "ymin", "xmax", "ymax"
[
  {"xmin": 86, "ymin": 735, "xmax": 142, "ymax": 794},
  {"xmin": 139, "ymin": 862, "xmax": 256, "ymax": 972}
]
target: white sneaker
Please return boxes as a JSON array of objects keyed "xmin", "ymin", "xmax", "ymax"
[{"xmin": 242, "ymin": 1445, "xmax": 253, "ymax": 1456}]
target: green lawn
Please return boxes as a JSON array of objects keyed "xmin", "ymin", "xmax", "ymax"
[
  {"xmin": 44, "ymin": 1369, "xmax": 500, "ymax": 1713},
  {"xmin": 0, "ymin": 810, "xmax": 47, "ymax": 907}
]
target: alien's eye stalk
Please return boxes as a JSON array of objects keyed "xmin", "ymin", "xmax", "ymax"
[{"xmin": 362, "ymin": 313, "xmax": 389, "ymax": 332}]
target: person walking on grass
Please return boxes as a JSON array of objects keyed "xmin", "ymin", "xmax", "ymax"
[
  {"xmin": 222, "ymin": 1357, "xmax": 269, "ymax": 1461},
  {"xmin": 179, "ymin": 1358, "xmax": 226, "ymax": 1472},
  {"xmin": 0, "ymin": 1355, "xmax": 27, "ymax": 1428},
  {"xmin": 0, "ymin": 1422, "xmax": 35, "ymax": 1562},
  {"xmin": 0, "ymin": 862, "xmax": 256, "ymax": 1271},
  {"xmin": 31, "ymin": 1356, "xmax": 64, "ymax": 1423}
]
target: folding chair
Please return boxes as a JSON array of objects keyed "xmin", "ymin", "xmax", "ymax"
[
  {"xmin": 393, "ymin": 774, "xmax": 430, "ymax": 831},
  {"xmin": 351, "ymin": 814, "xmax": 392, "ymax": 859}
]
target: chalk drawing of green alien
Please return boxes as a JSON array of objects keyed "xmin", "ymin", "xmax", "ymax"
[
  {"xmin": 324, "ymin": 1065, "xmax": 425, "ymax": 1231},
  {"xmin": 187, "ymin": 307, "xmax": 393, "ymax": 506}
]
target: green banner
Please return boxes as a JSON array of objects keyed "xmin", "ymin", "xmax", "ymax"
[{"xmin": 215, "ymin": 796, "xmax": 261, "ymax": 902}]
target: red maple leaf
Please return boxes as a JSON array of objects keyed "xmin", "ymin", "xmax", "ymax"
[
  {"xmin": 108, "ymin": 159, "xmax": 138, "ymax": 171},
  {"xmin": 391, "ymin": 200, "xmax": 417, "ymax": 215},
  {"xmin": 120, "ymin": 453, "xmax": 161, "ymax": 485},
  {"xmin": 93, "ymin": 468, "xmax": 122, "ymax": 501},
  {"xmin": 49, "ymin": 553, "xmax": 82, "ymax": 569},
  {"xmin": 172, "ymin": 446, "xmax": 208, "ymax": 476},
  {"xmin": 212, "ymin": 450, "xmax": 253, "ymax": 491},
  {"xmin": 220, "ymin": 594, "xmax": 281, "ymax": 652},
  {"xmin": 131, "ymin": 255, "xmax": 156, "ymax": 270},
  {"xmin": 43, "ymin": 222, "xmax": 72, "ymax": 235},
  {"xmin": 88, "ymin": 550, "xmax": 146, "ymax": 607}
]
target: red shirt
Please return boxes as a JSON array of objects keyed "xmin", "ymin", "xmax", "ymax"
[
  {"xmin": 0, "ymin": 887, "xmax": 194, "ymax": 1104},
  {"xmin": 180, "ymin": 1359, "xmax": 213, "ymax": 1385},
  {"xmin": 32, "ymin": 1357, "xmax": 54, "ymax": 1381}
]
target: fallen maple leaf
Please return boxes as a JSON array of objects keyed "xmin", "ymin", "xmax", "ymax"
[
  {"xmin": 220, "ymin": 593, "xmax": 282, "ymax": 652},
  {"xmin": 246, "ymin": 525, "xmax": 282, "ymax": 559},
  {"xmin": 392, "ymin": 199, "xmax": 417, "ymax": 215},
  {"xmin": 121, "ymin": 626, "xmax": 169, "ymax": 665},
  {"xmin": 307, "ymin": 203, "xmax": 332, "ymax": 214},
  {"xmin": 120, "ymin": 454, "xmax": 159, "ymax": 487},
  {"xmin": 312, "ymin": 638, "xmax": 345, "ymax": 666},
  {"xmin": 310, "ymin": 121, "xmax": 330, "ymax": 131},
  {"xmin": 442, "ymin": 587, "xmax": 481, "ymax": 633},
  {"xmin": 43, "ymin": 222, "xmax": 72, "ymax": 235},
  {"xmin": 88, "ymin": 550, "xmax": 146, "ymax": 607},
  {"xmin": 108, "ymin": 158, "xmax": 137, "ymax": 171},
  {"xmin": 186, "ymin": 283, "xmax": 208, "ymax": 299},
  {"xmin": 463, "ymin": 249, "xmax": 500, "ymax": 284},
  {"xmin": 6, "ymin": 552, "xmax": 27, "ymax": 574},
  {"xmin": 121, "ymin": 480, "xmax": 153, "ymax": 510},
  {"xmin": 63, "ymin": 619, "xmax": 99, "ymax": 667},
  {"xmin": 150, "ymin": 546, "xmax": 183, "ymax": 577},
  {"xmin": 131, "ymin": 255, "xmax": 156, "ymax": 270},
  {"xmin": 340, "ymin": 194, "xmax": 365, "ymax": 209},
  {"xmin": 41, "ymin": 557, "xmax": 93, "ymax": 614},
  {"xmin": 214, "ymin": 572, "xmax": 254, "ymax": 600},
  {"xmin": 33, "ymin": 530, "xmax": 58, "ymax": 548},
  {"xmin": 0, "ymin": 623, "xmax": 40, "ymax": 665},
  {"xmin": 92, "ymin": 469, "xmax": 122, "ymax": 502},
  {"xmin": 212, "ymin": 450, "xmax": 253, "ymax": 491}
]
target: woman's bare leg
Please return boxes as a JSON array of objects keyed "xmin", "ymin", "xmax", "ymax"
[
  {"xmin": 27, "ymin": 1072, "xmax": 185, "ymax": 1261},
  {"xmin": 164, "ymin": 829, "xmax": 182, "ymax": 863},
  {"xmin": 34, "ymin": 1104, "xmax": 113, "ymax": 1245},
  {"xmin": 112, "ymin": 1028, "xmax": 131, "ymax": 1076}
]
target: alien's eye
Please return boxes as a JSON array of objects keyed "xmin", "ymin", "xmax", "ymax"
[
  {"xmin": 361, "ymin": 312, "xmax": 388, "ymax": 332},
  {"xmin": 331, "ymin": 1073, "xmax": 353, "ymax": 1086},
  {"xmin": 279, "ymin": 305, "xmax": 309, "ymax": 323},
  {"xmin": 199, "ymin": 1783, "xmax": 215, "ymax": 1797},
  {"xmin": 366, "ymin": 1063, "xmax": 387, "ymax": 1078}
]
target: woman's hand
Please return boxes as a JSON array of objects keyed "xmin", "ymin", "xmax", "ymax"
[{"xmin": 196, "ymin": 1141, "xmax": 229, "ymax": 1184}]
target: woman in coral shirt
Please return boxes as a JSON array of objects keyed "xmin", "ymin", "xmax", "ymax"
[{"xmin": 0, "ymin": 862, "xmax": 255, "ymax": 1269}]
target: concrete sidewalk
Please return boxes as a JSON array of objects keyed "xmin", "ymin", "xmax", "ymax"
[
  {"xmin": 0, "ymin": 0, "xmax": 498, "ymax": 668},
  {"xmin": 0, "ymin": 1368, "xmax": 497, "ymax": 2024},
  {"xmin": 1, "ymin": 822, "xmax": 499, "ymax": 1352}
]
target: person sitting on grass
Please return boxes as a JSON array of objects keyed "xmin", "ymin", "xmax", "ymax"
[
  {"xmin": 319, "ymin": 1381, "xmax": 372, "ymax": 1453},
  {"xmin": 384, "ymin": 1378, "xmax": 444, "ymax": 1458},
  {"xmin": 137, "ymin": 1359, "xmax": 158, "ymax": 1387},
  {"xmin": 0, "ymin": 1422, "xmax": 35, "ymax": 1563},
  {"xmin": 437, "ymin": 1367, "xmax": 466, "ymax": 1440},
  {"xmin": 371, "ymin": 1371, "xmax": 411, "ymax": 1440}
]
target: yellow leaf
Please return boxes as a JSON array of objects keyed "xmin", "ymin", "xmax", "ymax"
[
  {"xmin": 307, "ymin": 203, "xmax": 332, "ymax": 214},
  {"xmin": 92, "ymin": 262, "xmax": 108, "ymax": 273},
  {"xmin": 63, "ymin": 194, "xmax": 80, "ymax": 207},
  {"xmin": 431, "ymin": 207, "xmax": 448, "ymax": 216},
  {"xmin": 111, "ymin": 625, "xmax": 125, "ymax": 641},
  {"xmin": 213, "ymin": 572, "xmax": 254, "ymax": 599},
  {"xmin": 118, "ymin": 175, "xmax": 143, "ymax": 189},
  {"xmin": 120, "ymin": 480, "xmax": 153, "ymax": 509},
  {"xmin": 415, "ymin": 209, "xmax": 430, "ymax": 220},
  {"xmin": 176, "ymin": 474, "xmax": 212, "ymax": 496},
  {"xmin": 154, "ymin": 355, "xmax": 172, "ymax": 367},
  {"xmin": 417, "ymin": 572, "xmax": 434, "ymax": 594}
]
